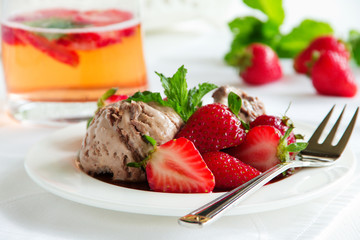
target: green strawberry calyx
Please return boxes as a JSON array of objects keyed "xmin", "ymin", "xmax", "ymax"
[{"xmin": 277, "ymin": 127, "xmax": 308, "ymax": 163}]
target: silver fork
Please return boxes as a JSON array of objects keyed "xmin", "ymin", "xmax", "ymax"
[{"xmin": 178, "ymin": 105, "xmax": 359, "ymax": 228}]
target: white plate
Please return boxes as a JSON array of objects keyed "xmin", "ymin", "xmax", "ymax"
[{"xmin": 24, "ymin": 122, "xmax": 356, "ymax": 216}]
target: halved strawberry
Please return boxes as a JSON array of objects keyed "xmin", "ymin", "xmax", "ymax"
[
  {"xmin": 15, "ymin": 29, "xmax": 79, "ymax": 67},
  {"xmin": 225, "ymin": 126, "xmax": 282, "ymax": 172},
  {"xmin": 250, "ymin": 114, "xmax": 296, "ymax": 145},
  {"xmin": 175, "ymin": 103, "xmax": 246, "ymax": 154},
  {"xmin": 225, "ymin": 125, "xmax": 307, "ymax": 172},
  {"xmin": 129, "ymin": 137, "xmax": 215, "ymax": 193},
  {"xmin": 202, "ymin": 151, "xmax": 261, "ymax": 191},
  {"xmin": 73, "ymin": 9, "xmax": 133, "ymax": 26}
]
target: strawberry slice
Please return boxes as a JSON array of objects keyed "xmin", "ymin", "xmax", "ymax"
[
  {"xmin": 73, "ymin": 9, "xmax": 133, "ymax": 26},
  {"xmin": 225, "ymin": 125, "xmax": 307, "ymax": 173},
  {"xmin": 15, "ymin": 29, "xmax": 79, "ymax": 67},
  {"xmin": 225, "ymin": 126, "xmax": 282, "ymax": 172},
  {"xmin": 105, "ymin": 94, "xmax": 128, "ymax": 104},
  {"xmin": 1, "ymin": 25, "xmax": 24, "ymax": 45},
  {"xmin": 55, "ymin": 28, "xmax": 135, "ymax": 51},
  {"xmin": 130, "ymin": 137, "xmax": 215, "ymax": 193},
  {"xmin": 202, "ymin": 151, "xmax": 261, "ymax": 191}
]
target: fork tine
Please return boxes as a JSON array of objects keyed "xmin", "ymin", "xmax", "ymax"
[
  {"xmin": 333, "ymin": 107, "xmax": 359, "ymax": 154},
  {"xmin": 323, "ymin": 106, "xmax": 346, "ymax": 145},
  {"xmin": 307, "ymin": 105, "xmax": 335, "ymax": 144}
]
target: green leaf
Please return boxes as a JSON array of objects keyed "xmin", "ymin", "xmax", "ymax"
[
  {"xmin": 127, "ymin": 66, "xmax": 217, "ymax": 122},
  {"xmin": 127, "ymin": 162, "xmax": 143, "ymax": 168},
  {"xmin": 86, "ymin": 117, "xmax": 93, "ymax": 129},
  {"xmin": 156, "ymin": 65, "xmax": 188, "ymax": 110},
  {"xmin": 187, "ymin": 83, "xmax": 218, "ymax": 119},
  {"xmin": 97, "ymin": 87, "xmax": 118, "ymax": 108},
  {"xmin": 143, "ymin": 135, "xmax": 157, "ymax": 147},
  {"xmin": 126, "ymin": 91, "xmax": 166, "ymax": 105},
  {"xmin": 286, "ymin": 142, "xmax": 308, "ymax": 152},
  {"xmin": 225, "ymin": 16, "xmax": 265, "ymax": 66},
  {"xmin": 243, "ymin": 0, "xmax": 285, "ymax": 26},
  {"xmin": 24, "ymin": 18, "xmax": 89, "ymax": 40},
  {"xmin": 228, "ymin": 92, "xmax": 242, "ymax": 117},
  {"xmin": 224, "ymin": 16, "xmax": 281, "ymax": 66},
  {"xmin": 348, "ymin": 30, "xmax": 360, "ymax": 66},
  {"xmin": 276, "ymin": 19, "xmax": 334, "ymax": 58}
]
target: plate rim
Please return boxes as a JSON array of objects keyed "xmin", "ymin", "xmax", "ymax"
[{"xmin": 24, "ymin": 121, "xmax": 356, "ymax": 216}]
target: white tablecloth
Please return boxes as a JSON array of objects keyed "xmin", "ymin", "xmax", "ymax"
[{"xmin": 1, "ymin": 14, "xmax": 360, "ymax": 240}]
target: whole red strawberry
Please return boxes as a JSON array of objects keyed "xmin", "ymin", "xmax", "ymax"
[
  {"xmin": 202, "ymin": 151, "xmax": 261, "ymax": 191},
  {"xmin": 239, "ymin": 43, "xmax": 283, "ymax": 85},
  {"xmin": 175, "ymin": 103, "xmax": 246, "ymax": 154},
  {"xmin": 294, "ymin": 35, "xmax": 350, "ymax": 74},
  {"xmin": 311, "ymin": 51, "xmax": 357, "ymax": 97}
]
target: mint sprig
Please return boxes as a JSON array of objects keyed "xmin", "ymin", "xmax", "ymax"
[{"xmin": 127, "ymin": 66, "xmax": 217, "ymax": 122}]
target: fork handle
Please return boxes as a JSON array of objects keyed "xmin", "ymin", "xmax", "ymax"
[{"xmin": 178, "ymin": 161, "xmax": 300, "ymax": 228}]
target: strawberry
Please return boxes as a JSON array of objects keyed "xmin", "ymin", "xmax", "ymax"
[
  {"xmin": 202, "ymin": 151, "xmax": 261, "ymax": 191},
  {"xmin": 225, "ymin": 126, "xmax": 282, "ymax": 172},
  {"xmin": 294, "ymin": 35, "xmax": 350, "ymax": 74},
  {"xmin": 129, "ymin": 137, "xmax": 215, "ymax": 193},
  {"xmin": 225, "ymin": 125, "xmax": 307, "ymax": 173},
  {"xmin": 15, "ymin": 29, "xmax": 79, "ymax": 67},
  {"xmin": 238, "ymin": 43, "xmax": 283, "ymax": 85},
  {"xmin": 311, "ymin": 51, "xmax": 357, "ymax": 97},
  {"xmin": 56, "ymin": 26, "xmax": 135, "ymax": 51},
  {"xmin": 175, "ymin": 103, "xmax": 246, "ymax": 154},
  {"xmin": 105, "ymin": 94, "xmax": 128, "ymax": 104},
  {"xmin": 250, "ymin": 115, "xmax": 296, "ymax": 145},
  {"xmin": 1, "ymin": 25, "xmax": 24, "ymax": 45}
]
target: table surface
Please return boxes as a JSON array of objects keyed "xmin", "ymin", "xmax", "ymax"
[{"xmin": 1, "ymin": 2, "xmax": 360, "ymax": 239}]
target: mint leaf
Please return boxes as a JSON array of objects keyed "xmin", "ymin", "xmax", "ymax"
[
  {"xmin": 349, "ymin": 30, "xmax": 360, "ymax": 66},
  {"xmin": 187, "ymin": 83, "xmax": 218, "ymax": 119},
  {"xmin": 243, "ymin": 0, "xmax": 285, "ymax": 26},
  {"xmin": 286, "ymin": 142, "xmax": 308, "ymax": 152},
  {"xmin": 276, "ymin": 19, "xmax": 334, "ymax": 58},
  {"xmin": 143, "ymin": 135, "xmax": 157, "ymax": 147},
  {"xmin": 97, "ymin": 87, "xmax": 118, "ymax": 108},
  {"xmin": 24, "ymin": 17, "xmax": 89, "ymax": 40},
  {"xmin": 128, "ymin": 66, "xmax": 217, "ymax": 122},
  {"xmin": 225, "ymin": 16, "xmax": 266, "ymax": 66},
  {"xmin": 126, "ymin": 91, "xmax": 166, "ymax": 105},
  {"xmin": 228, "ymin": 91, "xmax": 242, "ymax": 117}
]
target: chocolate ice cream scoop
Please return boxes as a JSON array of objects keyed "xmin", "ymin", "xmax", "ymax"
[
  {"xmin": 212, "ymin": 86, "xmax": 266, "ymax": 123},
  {"xmin": 79, "ymin": 100, "xmax": 184, "ymax": 182}
]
